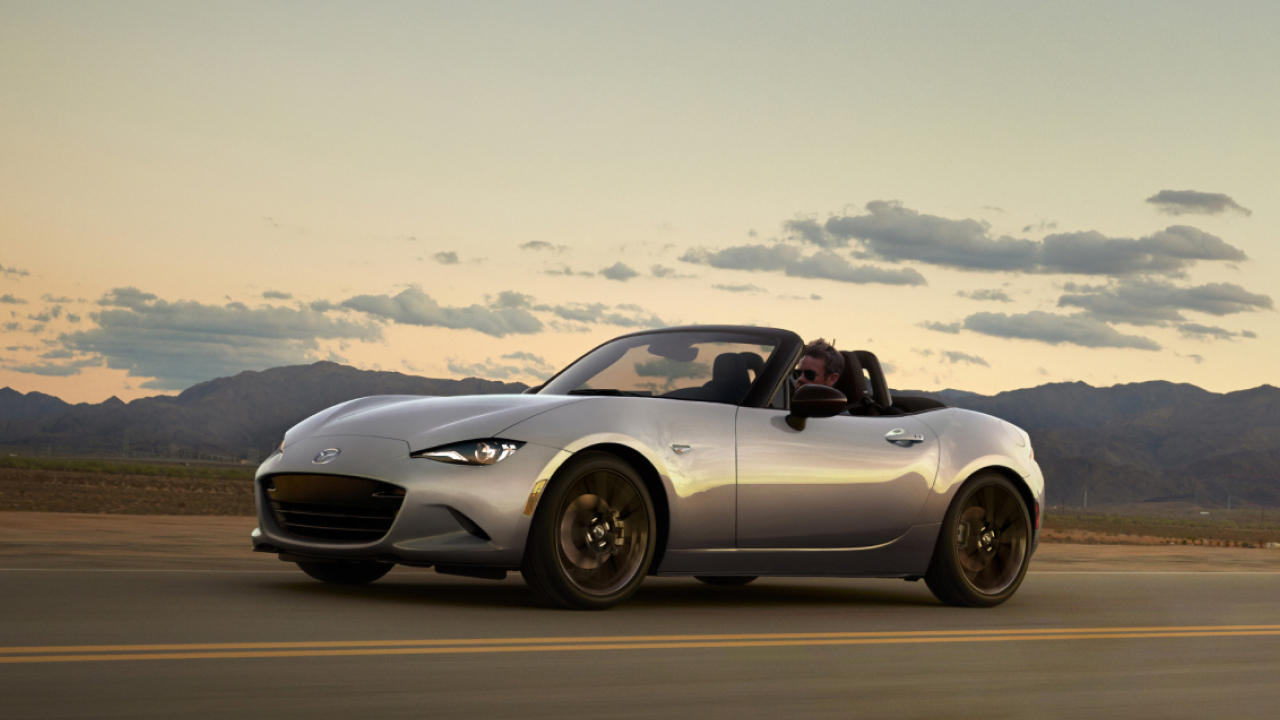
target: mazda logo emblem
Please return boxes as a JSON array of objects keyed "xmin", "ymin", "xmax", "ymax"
[{"xmin": 313, "ymin": 448, "xmax": 341, "ymax": 464}]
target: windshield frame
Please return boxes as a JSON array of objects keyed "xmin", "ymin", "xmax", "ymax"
[{"xmin": 534, "ymin": 325, "xmax": 803, "ymax": 409}]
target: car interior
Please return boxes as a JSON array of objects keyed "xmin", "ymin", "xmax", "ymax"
[{"xmin": 829, "ymin": 350, "xmax": 948, "ymax": 416}]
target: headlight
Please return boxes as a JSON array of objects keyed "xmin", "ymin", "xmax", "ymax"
[{"xmin": 411, "ymin": 439, "xmax": 525, "ymax": 466}]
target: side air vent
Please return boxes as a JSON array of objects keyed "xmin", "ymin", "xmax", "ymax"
[{"xmin": 264, "ymin": 474, "xmax": 406, "ymax": 543}]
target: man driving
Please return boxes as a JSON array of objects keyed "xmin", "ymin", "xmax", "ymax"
[{"xmin": 794, "ymin": 338, "xmax": 842, "ymax": 388}]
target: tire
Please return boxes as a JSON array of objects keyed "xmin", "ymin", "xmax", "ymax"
[
  {"xmin": 924, "ymin": 473, "xmax": 1032, "ymax": 608},
  {"xmin": 296, "ymin": 561, "xmax": 393, "ymax": 585},
  {"xmin": 694, "ymin": 576, "xmax": 758, "ymax": 587},
  {"xmin": 521, "ymin": 452, "xmax": 657, "ymax": 610}
]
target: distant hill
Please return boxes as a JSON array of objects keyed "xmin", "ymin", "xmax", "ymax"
[
  {"xmin": 0, "ymin": 362, "xmax": 527, "ymax": 461},
  {"xmin": 899, "ymin": 382, "xmax": 1280, "ymax": 508},
  {"xmin": 3, "ymin": 364, "xmax": 1278, "ymax": 507}
]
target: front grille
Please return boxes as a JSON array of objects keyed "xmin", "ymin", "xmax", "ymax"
[{"xmin": 264, "ymin": 474, "xmax": 405, "ymax": 542}]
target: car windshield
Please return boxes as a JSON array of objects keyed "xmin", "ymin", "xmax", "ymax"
[{"xmin": 539, "ymin": 331, "xmax": 779, "ymax": 406}]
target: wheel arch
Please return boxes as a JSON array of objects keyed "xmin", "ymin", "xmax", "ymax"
[
  {"xmin": 549, "ymin": 442, "xmax": 671, "ymax": 575},
  {"xmin": 958, "ymin": 464, "xmax": 1039, "ymax": 535}
]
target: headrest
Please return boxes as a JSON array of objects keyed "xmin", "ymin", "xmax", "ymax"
[
  {"xmin": 853, "ymin": 350, "xmax": 892, "ymax": 408},
  {"xmin": 738, "ymin": 352, "xmax": 766, "ymax": 376},
  {"xmin": 831, "ymin": 351, "xmax": 872, "ymax": 406},
  {"xmin": 712, "ymin": 352, "xmax": 749, "ymax": 383}
]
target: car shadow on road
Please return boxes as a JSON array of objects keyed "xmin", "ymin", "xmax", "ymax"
[{"xmin": 265, "ymin": 573, "xmax": 941, "ymax": 611}]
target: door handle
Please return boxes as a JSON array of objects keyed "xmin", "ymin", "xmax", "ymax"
[{"xmin": 885, "ymin": 429, "xmax": 925, "ymax": 446}]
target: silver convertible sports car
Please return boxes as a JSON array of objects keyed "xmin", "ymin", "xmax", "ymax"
[{"xmin": 252, "ymin": 325, "xmax": 1043, "ymax": 609}]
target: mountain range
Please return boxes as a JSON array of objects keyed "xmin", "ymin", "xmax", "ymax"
[{"xmin": 2, "ymin": 362, "xmax": 1277, "ymax": 507}]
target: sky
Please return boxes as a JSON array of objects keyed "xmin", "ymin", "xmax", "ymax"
[{"xmin": 1, "ymin": 1, "xmax": 1277, "ymax": 404}]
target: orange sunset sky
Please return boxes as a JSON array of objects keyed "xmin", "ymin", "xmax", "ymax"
[{"xmin": 2, "ymin": 2, "xmax": 1277, "ymax": 404}]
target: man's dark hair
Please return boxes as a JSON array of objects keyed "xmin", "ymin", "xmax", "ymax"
[{"xmin": 804, "ymin": 338, "xmax": 843, "ymax": 377}]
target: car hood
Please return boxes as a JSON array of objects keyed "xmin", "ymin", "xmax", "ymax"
[{"xmin": 282, "ymin": 394, "xmax": 584, "ymax": 452}]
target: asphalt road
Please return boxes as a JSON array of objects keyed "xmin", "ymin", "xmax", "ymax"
[{"xmin": 2, "ymin": 568, "xmax": 1278, "ymax": 719}]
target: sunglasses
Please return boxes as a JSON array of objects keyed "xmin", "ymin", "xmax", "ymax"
[{"xmin": 792, "ymin": 369, "xmax": 818, "ymax": 381}]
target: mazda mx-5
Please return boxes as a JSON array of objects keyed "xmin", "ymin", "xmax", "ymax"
[{"xmin": 252, "ymin": 325, "xmax": 1043, "ymax": 609}]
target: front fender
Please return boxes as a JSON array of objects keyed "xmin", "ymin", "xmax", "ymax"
[{"xmin": 501, "ymin": 397, "xmax": 740, "ymax": 550}]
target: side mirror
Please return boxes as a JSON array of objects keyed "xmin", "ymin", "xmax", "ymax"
[{"xmin": 786, "ymin": 384, "xmax": 847, "ymax": 431}]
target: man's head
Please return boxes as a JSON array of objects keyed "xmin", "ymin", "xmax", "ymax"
[{"xmin": 796, "ymin": 338, "xmax": 842, "ymax": 388}]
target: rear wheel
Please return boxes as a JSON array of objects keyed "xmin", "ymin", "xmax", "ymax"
[
  {"xmin": 694, "ymin": 576, "xmax": 758, "ymax": 587},
  {"xmin": 296, "ymin": 561, "xmax": 393, "ymax": 585},
  {"xmin": 924, "ymin": 473, "xmax": 1031, "ymax": 608},
  {"xmin": 521, "ymin": 452, "xmax": 656, "ymax": 610}
]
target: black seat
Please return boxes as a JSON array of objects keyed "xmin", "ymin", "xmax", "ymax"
[
  {"xmin": 852, "ymin": 350, "xmax": 903, "ymax": 415},
  {"xmin": 694, "ymin": 352, "xmax": 752, "ymax": 403},
  {"xmin": 832, "ymin": 351, "xmax": 878, "ymax": 415}
]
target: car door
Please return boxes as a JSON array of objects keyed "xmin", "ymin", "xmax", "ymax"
[{"xmin": 735, "ymin": 407, "xmax": 940, "ymax": 548}]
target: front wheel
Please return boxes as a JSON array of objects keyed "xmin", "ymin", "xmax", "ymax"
[
  {"xmin": 521, "ymin": 452, "xmax": 656, "ymax": 610},
  {"xmin": 296, "ymin": 561, "xmax": 393, "ymax": 585},
  {"xmin": 924, "ymin": 473, "xmax": 1032, "ymax": 608}
]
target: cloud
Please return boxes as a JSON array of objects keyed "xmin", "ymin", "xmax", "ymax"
[
  {"xmin": 487, "ymin": 291, "xmax": 669, "ymax": 331},
  {"xmin": 6, "ymin": 357, "xmax": 101, "ymax": 377},
  {"xmin": 1146, "ymin": 190, "xmax": 1251, "ymax": 217},
  {"xmin": 98, "ymin": 287, "xmax": 157, "ymax": 310},
  {"xmin": 713, "ymin": 283, "xmax": 767, "ymax": 293},
  {"xmin": 38, "ymin": 289, "xmax": 383, "ymax": 389},
  {"xmin": 680, "ymin": 243, "xmax": 925, "ymax": 286},
  {"xmin": 1057, "ymin": 280, "xmax": 1273, "ymax": 326},
  {"xmin": 66, "ymin": 314, "xmax": 81, "ymax": 323},
  {"xmin": 957, "ymin": 289, "xmax": 1012, "ymax": 303},
  {"xmin": 41, "ymin": 294, "xmax": 73, "ymax": 303},
  {"xmin": 343, "ymin": 287, "xmax": 542, "ymax": 337},
  {"xmin": 963, "ymin": 311, "xmax": 1161, "ymax": 350},
  {"xmin": 2, "ymin": 322, "xmax": 20, "ymax": 331},
  {"xmin": 0, "ymin": 295, "xmax": 26, "ymax": 304},
  {"xmin": 448, "ymin": 353, "xmax": 555, "ymax": 382},
  {"xmin": 262, "ymin": 290, "xmax": 293, "ymax": 300},
  {"xmin": 28, "ymin": 306, "xmax": 62, "ymax": 322},
  {"xmin": 823, "ymin": 201, "xmax": 1039, "ymax": 269},
  {"xmin": 544, "ymin": 265, "xmax": 594, "ymax": 277},
  {"xmin": 1177, "ymin": 323, "xmax": 1257, "ymax": 341},
  {"xmin": 489, "ymin": 291, "xmax": 534, "ymax": 309},
  {"xmin": 940, "ymin": 351, "xmax": 990, "ymax": 367},
  {"xmin": 0, "ymin": 264, "xmax": 29, "ymax": 279},
  {"xmin": 783, "ymin": 218, "xmax": 829, "ymax": 246},
  {"xmin": 501, "ymin": 351, "xmax": 546, "ymax": 364},
  {"xmin": 520, "ymin": 240, "xmax": 567, "ymax": 252},
  {"xmin": 681, "ymin": 243, "xmax": 798, "ymax": 271},
  {"xmin": 795, "ymin": 201, "xmax": 1247, "ymax": 277},
  {"xmin": 651, "ymin": 264, "xmax": 694, "ymax": 279},
  {"xmin": 1037, "ymin": 226, "xmax": 1246, "ymax": 276},
  {"xmin": 786, "ymin": 251, "xmax": 927, "ymax": 285},
  {"xmin": 540, "ymin": 302, "xmax": 667, "ymax": 329},
  {"xmin": 434, "ymin": 251, "xmax": 459, "ymax": 265},
  {"xmin": 919, "ymin": 321, "xmax": 961, "ymax": 334},
  {"xmin": 599, "ymin": 262, "xmax": 640, "ymax": 281}
]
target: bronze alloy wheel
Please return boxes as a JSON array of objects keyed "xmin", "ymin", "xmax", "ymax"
[
  {"xmin": 522, "ymin": 452, "xmax": 656, "ymax": 610},
  {"xmin": 925, "ymin": 473, "xmax": 1032, "ymax": 608}
]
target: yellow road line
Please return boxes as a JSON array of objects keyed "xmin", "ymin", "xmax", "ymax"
[
  {"xmin": 2, "ymin": 627, "xmax": 1279, "ymax": 665},
  {"xmin": 5, "ymin": 624, "xmax": 1280, "ymax": 654}
]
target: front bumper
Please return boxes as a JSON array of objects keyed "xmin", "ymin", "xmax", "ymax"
[{"xmin": 252, "ymin": 435, "xmax": 568, "ymax": 567}]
